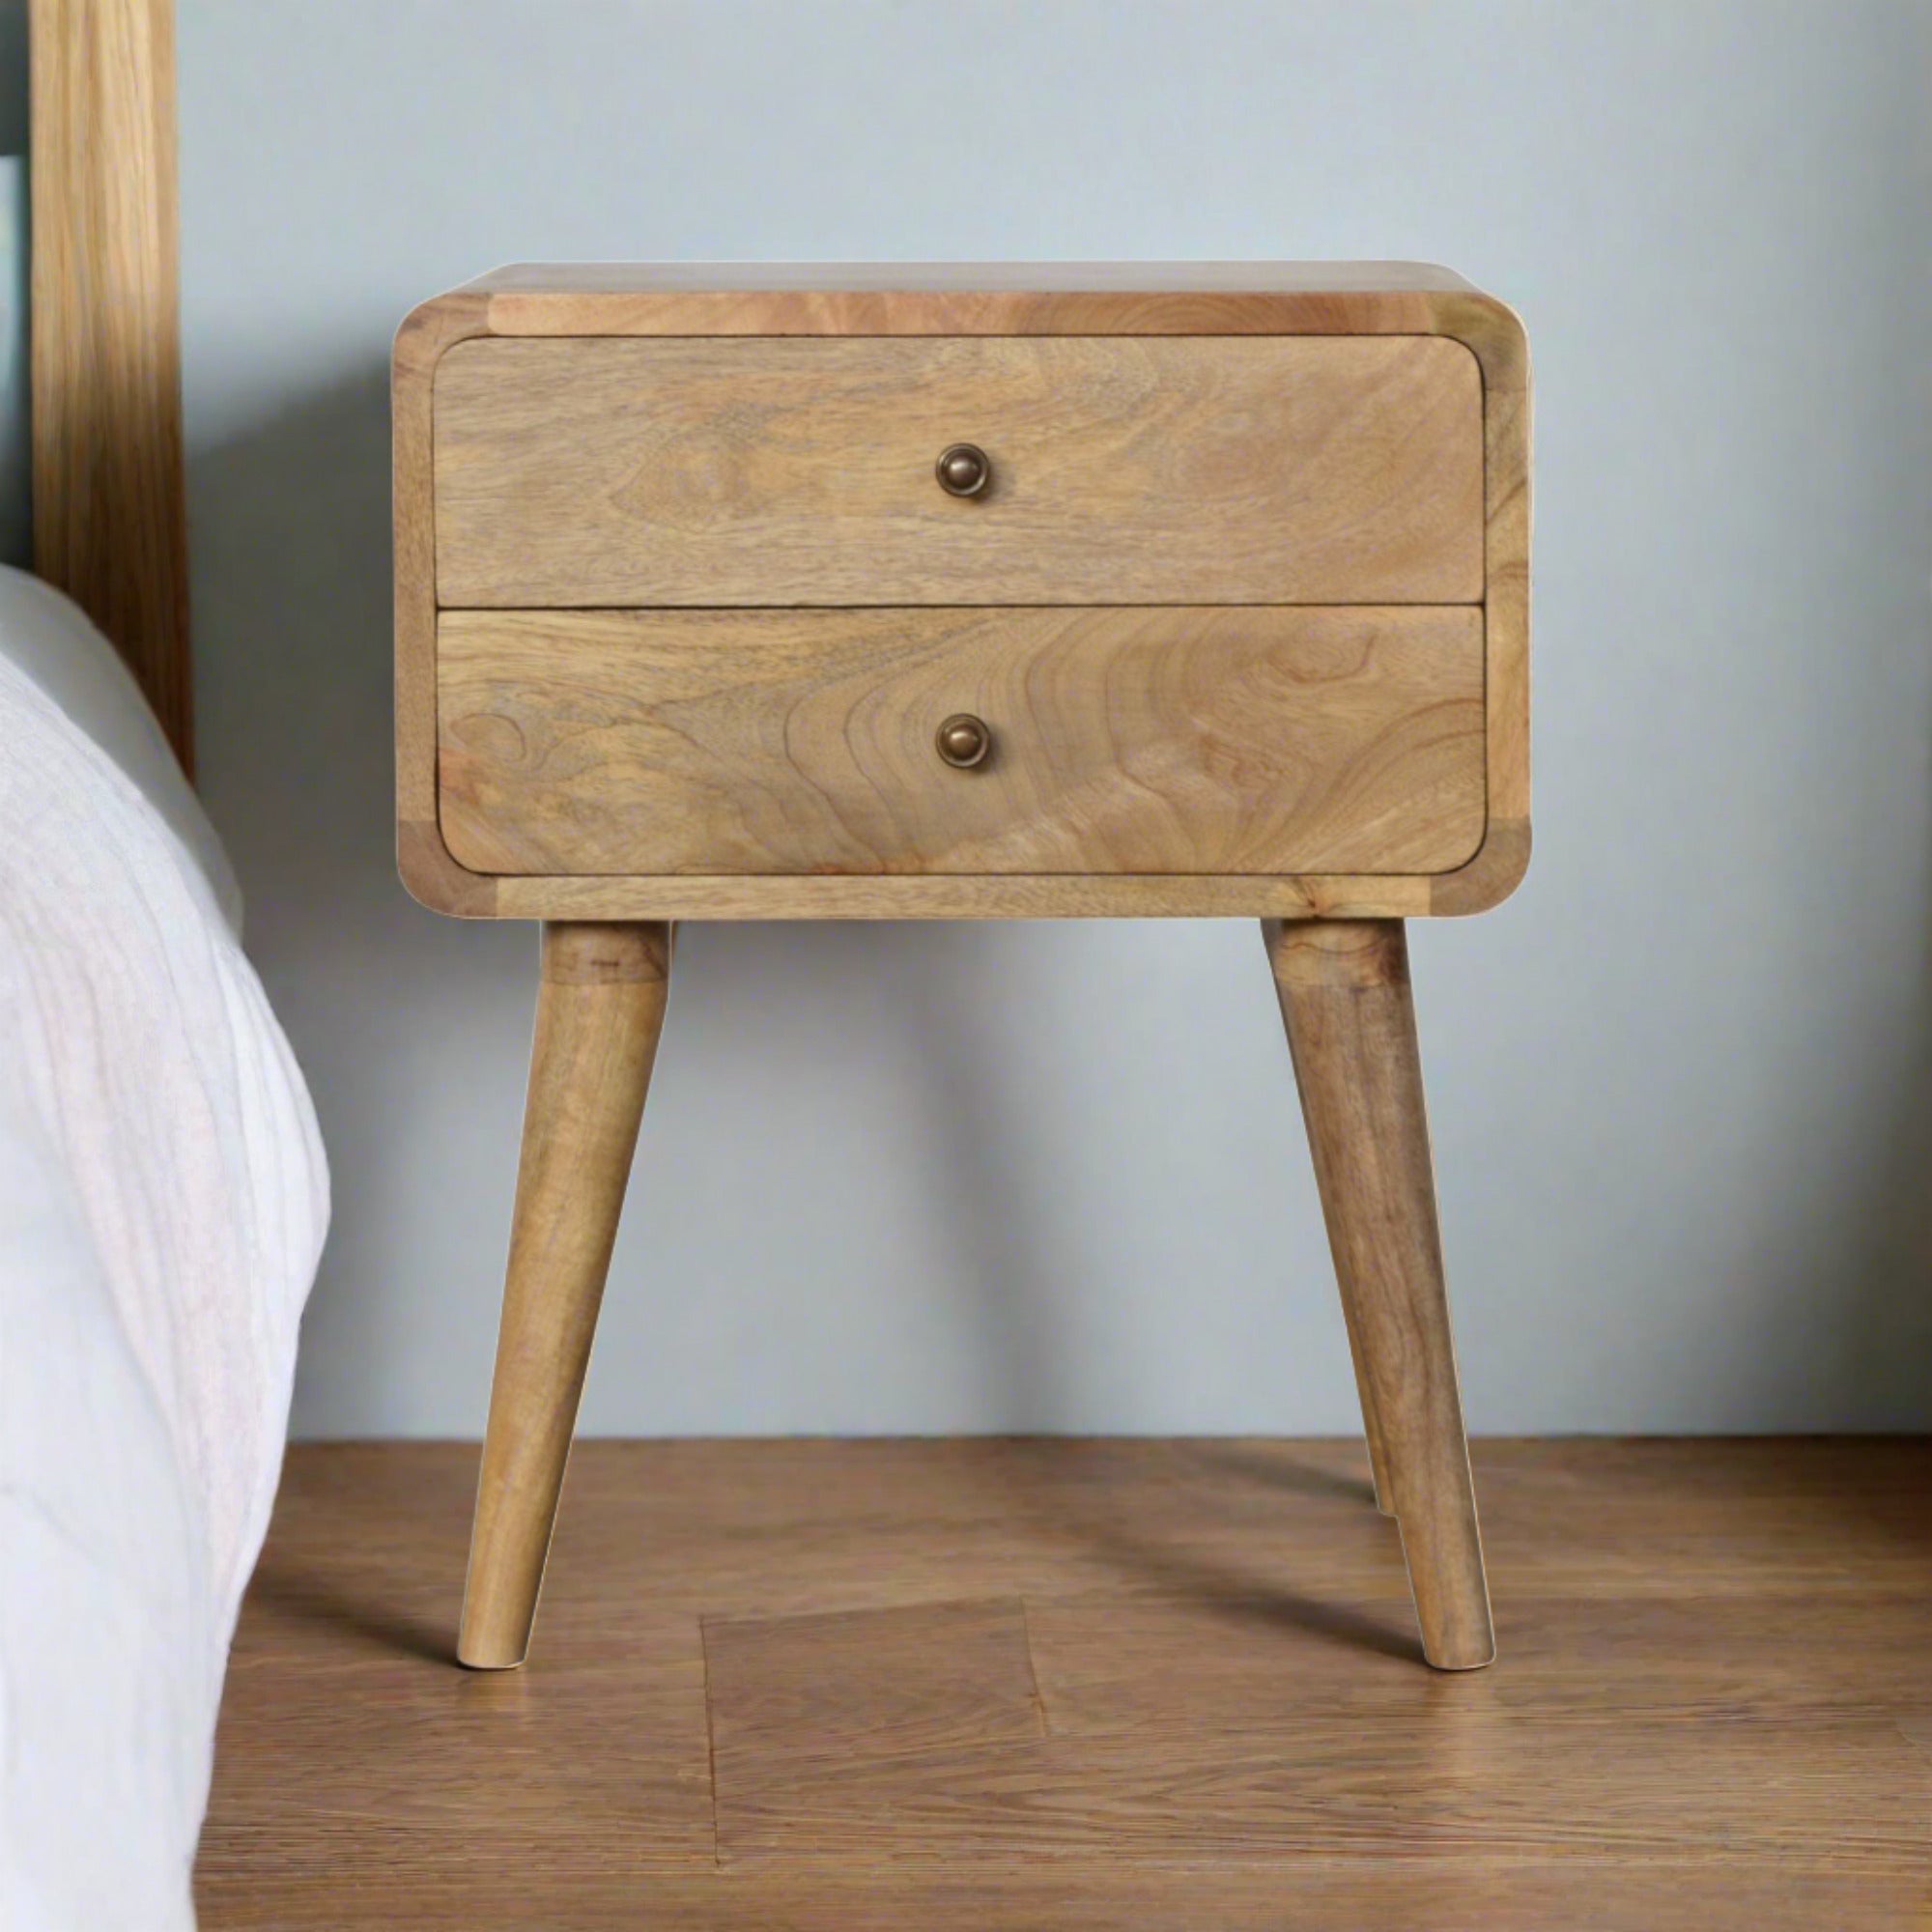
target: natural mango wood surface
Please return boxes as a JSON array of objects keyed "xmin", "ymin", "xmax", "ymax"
[
  {"xmin": 450, "ymin": 259, "xmax": 1524, "ymax": 349},
  {"xmin": 393, "ymin": 264, "xmax": 1530, "ymax": 923},
  {"xmin": 198, "ymin": 1437, "xmax": 1932, "ymax": 1930},
  {"xmin": 1267, "ymin": 919, "xmax": 1492, "ymax": 1666},
  {"xmin": 397, "ymin": 265, "xmax": 1531, "ymax": 1721},
  {"xmin": 432, "ymin": 334, "xmax": 1483, "ymax": 609},
  {"xmin": 437, "ymin": 606, "xmax": 1487, "ymax": 881},
  {"xmin": 458, "ymin": 923, "xmax": 672, "ymax": 1669}
]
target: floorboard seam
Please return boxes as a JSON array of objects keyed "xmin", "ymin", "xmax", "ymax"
[
  {"xmin": 697, "ymin": 1614, "xmax": 724, "ymax": 1869},
  {"xmin": 1017, "ymin": 1595, "xmax": 1053, "ymax": 1739}
]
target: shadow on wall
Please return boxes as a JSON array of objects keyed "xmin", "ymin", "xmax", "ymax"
[
  {"xmin": 182, "ymin": 363, "xmax": 1146, "ymax": 1432},
  {"xmin": 185, "ymin": 361, "xmax": 514, "ymax": 1423},
  {"xmin": 182, "ymin": 360, "xmax": 1932, "ymax": 1436},
  {"xmin": 1822, "ymin": 853, "xmax": 1932, "ymax": 1430},
  {"xmin": 187, "ymin": 364, "xmax": 401, "ymax": 960}
]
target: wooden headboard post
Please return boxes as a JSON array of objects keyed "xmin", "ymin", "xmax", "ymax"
[{"xmin": 28, "ymin": 0, "xmax": 192, "ymax": 775}]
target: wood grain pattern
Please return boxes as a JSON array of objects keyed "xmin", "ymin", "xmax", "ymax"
[
  {"xmin": 704, "ymin": 1598, "xmax": 1045, "ymax": 1825},
  {"xmin": 437, "ymin": 607, "xmax": 1486, "ymax": 881},
  {"xmin": 1435, "ymin": 302, "xmax": 1531, "ymax": 916},
  {"xmin": 453, "ymin": 261, "xmax": 1515, "ymax": 354},
  {"xmin": 459, "ymin": 923, "xmax": 671, "ymax": 1669},
  {"xmin": 1266, "ymin": 919, "xmax": 1492, "ymax": 1668},
  {"xmin": 433, "ymin": 335, "xmax": 1483, "ymax": 609},
  {"xmin": 394, "ymin": 292, "xmax": 487, "ymax": 837},
  {"xmin": 196, "ymin": 1865, "xmax": 1932, "ymax": 1932},
  {"xmin": 489, "ymin": 870, "xmax": 1439, "ymax": 921},
  {"xmin": 30, "ymin": 0, "xmax": 192, "ymax": 772},
  {"xmin": 198, "ymin": 1438, "xmax": 1932, "ymax": 1929},
  {"xmin": 392, "ymin": 265, "xmax": 1530, "ymax": 923},
  {"xmin": 461, "ymin": 259, "xmax": 1492, "ymax": 297}
]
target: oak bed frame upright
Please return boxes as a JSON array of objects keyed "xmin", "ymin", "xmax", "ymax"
[{"xmin": 27, "ymin": 0, "xmax": 191, "ymax": 774}]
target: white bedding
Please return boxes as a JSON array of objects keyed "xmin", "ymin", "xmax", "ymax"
[{"xmin": 0, "ymin": 570, "xmax": 328, "ymax": 1931}]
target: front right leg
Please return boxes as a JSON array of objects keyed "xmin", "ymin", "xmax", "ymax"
[{"xmin": 1264, "ymin": 917, "xmax": 1493, "ymax": 1670}]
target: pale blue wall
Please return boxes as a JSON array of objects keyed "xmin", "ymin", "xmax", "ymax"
[{"xmin": 161, "ymin": 0, "xmax": 1932, "ymax": 1436}]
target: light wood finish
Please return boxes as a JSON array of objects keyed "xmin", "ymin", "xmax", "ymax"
[
  {"xmin": 453, "ymin": 259, "xmax": 1518, "ymax": 342},
  {"xmin": 458, "ymin": 922, "xmax": 671, "ymax": 1670},
  {"xmin": 438, "ymin": 606, "xmax": 1486, "ymax": 881},
  {"xmin": 199, "ymin": 1438, "xmax": 1932, "ymax": 1929},
  {"xmin": 478, "ymin": 869, "xmax": 1442, "ymax": 922},
  {"xmin": 433, "ymin": 335, "xmax": 1482, "ymax": 609},
  {"xmin": 1344, "ymin": 1317, "xmax": 1397, "ymax": 1517},
  {"xmin": 1265, "ymin": 918, "xmax": 1492, "ymax": 1668},
  {"xmin": 407, "ymin": 268, "xmax": 1523, "ymax": 1685},
  {"xmin": 29, "ymin": 0, "xmax": 192, "ymax": 773},
  {"xmin": 394, "ymin": 265, "xmax": 1529, "ymax": 923},
  {"xmin": 706, "ymin": 1596, "xmax": 1047, "ymax": 1780},
  {"xmin": 394, "ymin": 288, "xmax": 486, "ymax": 895}
]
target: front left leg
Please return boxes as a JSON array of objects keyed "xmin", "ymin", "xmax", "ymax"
[{"xmin": 458, "ymin": 921, "xmax": 671, "ymax": 1669}]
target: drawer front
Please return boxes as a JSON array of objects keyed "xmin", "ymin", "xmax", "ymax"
[
  {"xmin": 432, "ymin": 337, "xmax": 1484, "ymax": 608},
  {"xmin": 437, "ymin": 606, "xmax": 1486, "ymax": 878}
]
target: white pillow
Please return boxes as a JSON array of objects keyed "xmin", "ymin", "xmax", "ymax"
[{"xmin": 0, "ymin": 566, "xmax": 242, "ymax": 932}]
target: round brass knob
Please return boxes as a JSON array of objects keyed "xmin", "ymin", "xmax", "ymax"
[
  {"xmin": 935, "ymin": 442, "xmax": 990, "ymax": 497},
  {"xmin": 935, "ymin": 713, "xmax": 992, "ymax": 769}
]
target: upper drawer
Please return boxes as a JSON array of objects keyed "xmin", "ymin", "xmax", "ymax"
[{"xmin": 431, "ymin": 336, "xmax": 1484, "ymax": 608}]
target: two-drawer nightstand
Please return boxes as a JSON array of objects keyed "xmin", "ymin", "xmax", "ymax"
[{"xmin": 394, "ymin": 263, "xmax": 1530, "ymax": 1674}]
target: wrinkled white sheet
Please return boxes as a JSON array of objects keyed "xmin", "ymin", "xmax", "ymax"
[{"xmin": 0, "ymin": 581, "xmax": 327, "ymax": 1931}]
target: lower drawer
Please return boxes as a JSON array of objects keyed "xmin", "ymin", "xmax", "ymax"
[{"xmin": 436, "ymin": 606, "xmax": 1486, "ymax": 879}]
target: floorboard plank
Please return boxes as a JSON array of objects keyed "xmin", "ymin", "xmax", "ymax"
[{"xmin": 196, "ymin": 1438, "xmax": 1932, "ymax": 1927}]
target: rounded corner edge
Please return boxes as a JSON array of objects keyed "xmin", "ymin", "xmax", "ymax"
[
  {"xmin": 392, "ymin": 289, "xmax": 495, "ymax": 381},
  {"xmin": 1424, "ymin": 290, "xmax": 1529, "ymax": 395},
  {"xmin": 398, "ymin": 819, "xmax": 499, "ymax": 919},
  {"xmin": 1428, "ymin": 818, "xmax": 1531, "ymax": 918}
]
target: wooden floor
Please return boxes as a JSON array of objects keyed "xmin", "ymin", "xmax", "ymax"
[{"xmin": 197, "ymin": 1439, "xmax": 1932, "ymax": 1929}]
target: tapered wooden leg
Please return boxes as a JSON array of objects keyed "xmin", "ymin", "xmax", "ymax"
[
  {"xmin": 1336, "ymin": 1268, "xmax": 1401, "ymax": 1519},
  {"xmin": 458, "ymin": 922, "xmax": 672, "ymax": 1669},
  {"xmin": 1264, "ymin": 917, "xmax": 1494, "ymax": 1670},
  {"xmin": 1260, "ymin": 927, "xmax": 1398, "ymax": 1517}
]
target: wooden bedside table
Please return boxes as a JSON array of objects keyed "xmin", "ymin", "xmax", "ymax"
[{"xmin": 393, "ymin": 263, "xmax": 1530, "ymax": 1675}]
